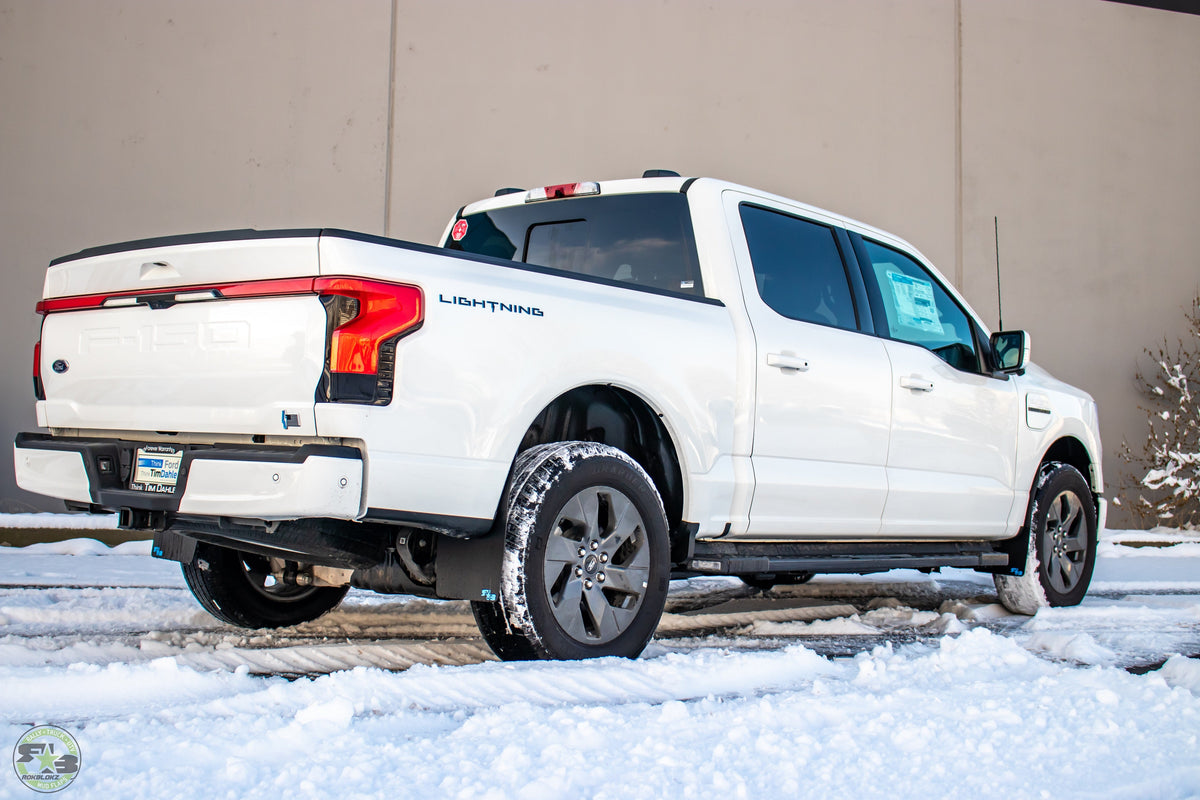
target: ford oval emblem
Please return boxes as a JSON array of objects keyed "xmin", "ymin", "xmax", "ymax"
[{"xmin": 51, "ymin": 359, "xmax": 69, "ymax": 374}]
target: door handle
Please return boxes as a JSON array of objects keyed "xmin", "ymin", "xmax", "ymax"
[
  {"xmin": 899, "ymin": 375, "xmax": 934, "ymax": 392},
  {"xmin": 767, "ymin": 353, "xmax": 809, "ymax": 371}
]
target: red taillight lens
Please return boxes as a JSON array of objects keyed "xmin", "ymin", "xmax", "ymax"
[
  {"xmin": 36, "ymin": 295, "xmax": 105, "ymax": 314},
  {"xmin": 215, "ymin": 277, "xmax": 318, "ymax": 300},
  {"xmin": 315, "ymin": 278, "xmax": 423, "ymax": 374},
  {"xmin": 33, "ymin": 341, "xmax": 45, "ymax": 401},
  {"xmin": 36, "ymin": 277, "xmax": 320, "ymax": 314}
]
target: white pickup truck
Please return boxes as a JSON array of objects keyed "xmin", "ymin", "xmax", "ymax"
[{"xmin": 15, "ymin": 172, "xmax": 1104, "ymax": 660}]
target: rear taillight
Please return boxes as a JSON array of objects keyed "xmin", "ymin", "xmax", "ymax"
[
  {"xmin": 33, "ymin": 341, "xmax": 44, "ymax": 401},
  {"xmin": 215, "ymin": 277, "xmax": 318, "ymax": 301},
  {"xmin": 36, "ymin": 295, "xmax": 104, "ymax": 314},
  {"xmin": 524, "ymin": 182, "xmax": 601, "ymax": 203},
  {"xmin": 315, "ymin": 278, "xmax": 423, "ymax": 405}
]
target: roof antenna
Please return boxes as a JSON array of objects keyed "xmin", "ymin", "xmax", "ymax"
[{"xmin": 994, "ymin": 216, "xmax": 1004, "ymax": 331}]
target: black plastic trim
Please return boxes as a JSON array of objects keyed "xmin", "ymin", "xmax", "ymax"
[
  {"xmin": 689, "ymin": 539, "xmax": 1009, "ymax": 576},
  {"xmin": 670, "ymin": 521, "xmax": 699, "ymax": 564},
  {"xmin": 694, "ymin": 539, "xmax": 1001, "ymax": 557},
  {"xmin": 847, "ymin": 231, "xmax": 890, "ymax": 337},
  {"xmin": 364, "ymin": 507, "xmax": 493, "ymax": 537},
  {"xmin": 705, "ymin": 553, "xmax": 1008, "ymax": 574},
  {"xmin": 834, "ymin": 227, "xmax": 875, "ymax": 336},
  {"xmin": 49, "ymin": 228, "xmax": 323, "ymax": 267},
  {"xmin": 187, "ymin": 444, "xmax": 362, "ymax": 463},
  {"xmin": 167, "ymin": 516, "xmax": 389, "ymax": 569},
  {"xmin": 977, "ymin": 322, "xmax": 1017, "ymax": 380},
  {"xmin": 679, "ymin": 177, "xmax": 699, "ymax": 194}
]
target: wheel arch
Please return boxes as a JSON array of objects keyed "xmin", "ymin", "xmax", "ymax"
[
  {"xmin": 992, "ymin": 435, "xmax": 1100, "ymax": 577},
  {"xmin": 514, "ymin": 385, "xmax": 688, "ymax": 540},
  {"xmin": 1040, "ymin": 435, "xmax": 1098, "ymax": 496}
]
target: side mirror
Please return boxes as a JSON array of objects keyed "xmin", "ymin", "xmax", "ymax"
[{"xmin": 990, "ymin": 330, "xmax": 1030, "ymax": 374}]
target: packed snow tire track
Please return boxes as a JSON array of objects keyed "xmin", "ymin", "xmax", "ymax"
[{"xmin": 2, "ymin": 529, "xmax": 1200, "ymax": 799}]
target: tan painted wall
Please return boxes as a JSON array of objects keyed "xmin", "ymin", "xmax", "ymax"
[
  {"xmin": 959, "ymin": 0, "xmax": 1200, "ymax": 522},
  {"xmin": 0, "ymin": 0, "xmax": 393, "ymax": 510},
  {"xmin": 1, "ymin": 0, "xmax": 1197, "ymax": 525},
  {"xmin": 387, "ymin": 0, "xmax": 959, "ymax": 270}
]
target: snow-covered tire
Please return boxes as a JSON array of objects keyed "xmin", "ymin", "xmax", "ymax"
[
  {"xmin": 996, "ymin": 463, "xmax": 1098, "ymax": 615},
  {"xmin": 476, "ymin": 442, "xmax": 670, "ymax": 661},
  {"xmin": 182, "ymin": 542, "xmax": 349, "ymax": 628},
  {"xmin": 469, "ymin": 600, "xmax": 539, "ymax": 661}
]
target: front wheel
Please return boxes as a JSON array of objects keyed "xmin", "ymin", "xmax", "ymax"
[
  {"xmin": 475, "ymin": 442, "xmax": 670, "ymax": 661},
  {"xmin": 995, "ymin": 463, "xmax": 1098, "ymax": 614}
]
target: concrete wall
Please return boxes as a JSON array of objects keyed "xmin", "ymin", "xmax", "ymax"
[
  {"xmin": 387, "ymin": 0, "xmax": 959, "ymax": 271},
  {"xmin": 1, "ymin": 0, "xmax": 1197, "ymax": 524},
  {"xmin": 0, "ymin": 0, "xmax": 393, "ymax": 510},
  {"xmin": 960, "ymin": 0, "xmax": 1200, "ymax": 521}
]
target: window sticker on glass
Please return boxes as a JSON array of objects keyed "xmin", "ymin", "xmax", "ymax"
[{"xmin": 886, "ymin": 269, "xmax": 943, "ymax": 335}]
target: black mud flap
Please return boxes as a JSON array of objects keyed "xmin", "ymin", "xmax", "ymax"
[
  {"xmin": 151, "ymin": 529, "xmax": 197, "ymax": 564},
  {"xmin": 434, "ymin": 527, "xmax": 505, "ymax": 602},
  {"xmin": 978, "ymin": 525, "xmax": 1029, "ymax": 576}
]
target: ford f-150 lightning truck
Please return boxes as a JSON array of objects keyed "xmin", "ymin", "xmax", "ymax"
[{"xmin": 14, "ymin": 172, "xmax": 1105, "ymax": 660}]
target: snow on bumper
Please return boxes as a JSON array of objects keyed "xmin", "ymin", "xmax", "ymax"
[{"xmin": 14, "ymin": 434, "xmax": 364, "ymax": 521}]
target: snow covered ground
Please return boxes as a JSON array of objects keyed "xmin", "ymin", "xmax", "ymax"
[{"xmin": 1, "ymin": 528, "xmax": 1199, "ymax": 799}]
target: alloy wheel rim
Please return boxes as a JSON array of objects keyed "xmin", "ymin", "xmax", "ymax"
[
  {"xmin": 542, "ymin": 486, "xmax": 650, "ymax": 644},
  {"xmin": 1040, "ymin": 489, "xmax": 1088, "ymax": 594}
]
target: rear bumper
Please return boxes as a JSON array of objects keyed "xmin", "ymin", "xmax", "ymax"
[{"xmin": 14, "ymin": 433, "xmax": 364, "ymax": 521}]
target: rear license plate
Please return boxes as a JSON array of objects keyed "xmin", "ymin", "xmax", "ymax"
[{"xmin": 130, "ymin": 446, "xmax": 183, "ymax": 494}]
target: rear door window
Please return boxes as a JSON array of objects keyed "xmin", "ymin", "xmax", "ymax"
[
  {"xmin": 445, "ymin": 193, "xmax": 704, "ymax": 298},
  {"xmin": 739, "ymin": 204, "xmax": 858, "ymax": 331}
]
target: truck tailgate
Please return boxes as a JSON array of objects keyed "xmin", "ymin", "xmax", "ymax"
[{"xmin": 36, "ymin": 234, "xmax": 326, "ymax": 435}]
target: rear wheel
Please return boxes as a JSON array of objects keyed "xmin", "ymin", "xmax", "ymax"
[
  {"xmin": 996, "ymin": 463, "xmax": 1098, "ymax": 614},
  {"xmin": 474, "ymin": 442, "xmax": 670, "ymax": 661},
  {"xmin": 469, "ymin": 599, "xmax": 539, "ymax": 661},
  {"xmin": 182, "ymin": 542, "xmax": 348, "ymax": 628}
]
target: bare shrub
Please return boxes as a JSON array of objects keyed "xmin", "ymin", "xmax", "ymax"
[{"xmin": 1120, "ymin": 295, "xmax": 1200, "ymax": 529}]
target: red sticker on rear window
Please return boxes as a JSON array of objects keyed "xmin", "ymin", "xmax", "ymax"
[{"xmin": 451, "ymin": 219, "xmax": 469, "ymax": 241}]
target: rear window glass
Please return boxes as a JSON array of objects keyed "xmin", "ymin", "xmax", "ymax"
[{"xmin": 444, "ymin": 193, "xmax": 704, "ymax": 297}]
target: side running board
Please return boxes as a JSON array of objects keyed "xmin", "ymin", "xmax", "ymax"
[{"xmin": 684, "ymin": 539, "xmax": 1009, "ymax": 577}]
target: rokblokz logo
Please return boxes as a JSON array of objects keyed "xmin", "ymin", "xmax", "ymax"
[{"xmin": 12, "ymin": 726, "xmax": 80, "ymax": 793}]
